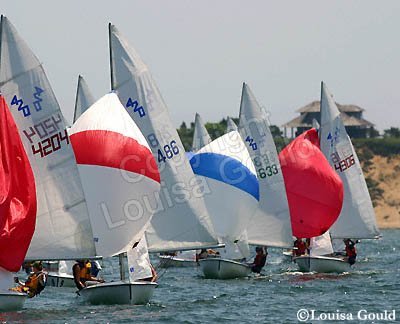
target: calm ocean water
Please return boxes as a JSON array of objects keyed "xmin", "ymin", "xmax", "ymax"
[{"xmin": 1, "ymin": 229, "xmax": 398, "ymax": 323}]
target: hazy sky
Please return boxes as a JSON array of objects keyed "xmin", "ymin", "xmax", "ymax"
[{"xmin": 2, "ymin": 1, "xmax": 399, "ymax": 131}]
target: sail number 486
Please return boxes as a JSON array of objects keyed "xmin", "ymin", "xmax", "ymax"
[{"xmin": 158, "ymin": 140, "xmax": 179, "ymax": 163}]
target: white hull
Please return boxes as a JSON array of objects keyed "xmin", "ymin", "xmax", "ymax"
[
  {"xmin": 158, "ymin": 255, "xmax": 198, "ymax": 268},
  {"xmin": 199, "ymin": 258, "xmax": 251, "ymax": 279},
  {"xmin": 293, "ymin": 256, "xmax": 351, "ymax": 273},
  {"xmin": 0, "ymin": 292, "xmax": 26, "ymax": 311},
  {"xmin": 46, "ymin": 273, "xmax": 76, "ymax": 288},
  {"xmin": 79, "ymin": 281, "xmax": 156, "ymax": 305}
]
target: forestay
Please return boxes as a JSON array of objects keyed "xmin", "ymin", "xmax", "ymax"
[
  {"xmin": 238, "ymin": 83, "xmax": 292, "ymax": 247},
  {"xmin": 320, "ymin": 82, "xmax": 380, "ymax": 239},
  {"xmin": 109, "ymin": 24, "xmax": 218, "ymax": 252},
  {"xmin": 192, "ymin": 113, "xmax": 212, "ymax": 152},
  {"xmin": 0, "ymin": 16, "xmax": 96, "ymax": 260},
  {"xmin": 69, "ymin": 93, "xmax": 160, "ymax": 257},
  {"xmin": 73, "ymin": 75, "xmax": 95, "ymax": 123}
]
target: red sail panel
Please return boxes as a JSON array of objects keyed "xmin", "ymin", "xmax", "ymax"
[
  {"xmin": 279, "ymin": 128, "xmax": 343, "ymax": 238},
  {"xmin": 0, "ymin": 96, "xmax": 37, "ymax": 272}
]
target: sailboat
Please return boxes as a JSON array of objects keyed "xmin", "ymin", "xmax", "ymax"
[
  {"xmin": 191, "ymin": 131, "xmax": 259, "ymax": 279},
  {"xmin": 108, "ymin": 24, "xmax": 220, "ymax": 259},
  {"xmin": 47, "ymin": 75, "xmax": 96, "ymax": 288},
  {"xmin": 0, "ymin": 15, "xmax": 97, "ymax": 309},
  {"xmin": 226, "ymin": 116, "xmax": 238, "ymax": 132},
  {"xmin": 238, "ymin": 83, "xmax": 293, "ymax": 250},
  {"xmin": 192, "ymin": 112, "xmax": 212, "ymax": 152},
  {"xmin": 292, "ymin": 82, "xmax": 380, "ymax": 273},
  {"xmin": 0, "ymin": 95, "xmax": 36, "ymax": 311}
]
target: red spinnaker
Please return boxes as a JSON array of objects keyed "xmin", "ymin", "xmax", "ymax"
[
  {"xmin": 279, "ymin": 128, "xmax": 343, "ymax": 238},
  {"xmin": 0, "ymin": 96, "xmax": 37, "ymax": 272}
]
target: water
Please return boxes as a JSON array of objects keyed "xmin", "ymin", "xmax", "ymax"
[{"xmin": 1, "ymin": 229, "xmax": 399, "ymax": 323}]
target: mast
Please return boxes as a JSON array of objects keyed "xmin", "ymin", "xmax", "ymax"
[
  {"xmin": 108, "ymin": 23, "xmax": 115, "ymax": 91},
  {"xmin": 73, "ymin": 75, "xmax": 82, "ymax": 123}
]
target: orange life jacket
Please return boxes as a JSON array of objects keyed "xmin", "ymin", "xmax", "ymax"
[
  {"xmin": 79, "ymin": 262, "xmax": 92, "ymax": 280},
  {"xmin": 25, "ymin": 271, "xmax": 46, "ymax": 297}
]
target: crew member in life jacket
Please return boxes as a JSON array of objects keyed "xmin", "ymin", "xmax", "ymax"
[
  {"xmin": 72, "ymin": 260, "xmax": 104, "ymax": 290},
  {"xmin": 250, "ymin": 246, "xmax": 267, "ymax": 274},
  {"xmin": 11, "ymin": 261, "xmax": 46, "ymax": 298},
  {"xmin": 344, "ymin": 239, "xmax": 357, "ymax": 265},
  {"xmin": 293, "ymin": 238, "xmax": 307, "ymax": 257}
]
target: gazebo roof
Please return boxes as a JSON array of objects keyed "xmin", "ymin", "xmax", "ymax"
[
  {"xmin": 282, "ymin": 112, "xmax": 374, "ymax": 128},
  {"xmin": 296, "ymin": 100, "xmax": 364, "ymax": 113}
]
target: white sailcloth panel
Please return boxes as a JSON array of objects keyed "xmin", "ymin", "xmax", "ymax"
[
  {"xmin": 226, "ymin": 117, "xmax": 238, "ymax": 132},
  {"xmin": 0, "ymin": 16, "xmax": 96, "ymax": 259},
  {"xmin": 192, "ymin": 113, "xmax": 212, "ymax": 152},
  {"xmin": 73, "ymin": 75, "xmax": 95, "ymax": 123},
  {"xmin": 109, "ymin": 24, "xmax": 218, "ymax": 252},
  {"xmin": 0, "ymin": 267, "xmax": 13, "ymax": 291},
  {"xmin": 310, "ymin": 231, "xmax": 334, "ymax": 257},
  {"xmin": 320, "ymin": 83, "xmax": 379, "ymax": 239},
  {"xmin": 69, "ymin": 93, "xmax": 160, "ymax": 257},
  {"xmin": 238, "ymin": 83, "xmax": 293, "ymax": 247},
  {"xmin": 127, "ymin": 237, "xmax": 153, "ymax": 282}
]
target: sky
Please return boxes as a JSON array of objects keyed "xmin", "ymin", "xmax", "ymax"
[{"xmin": 2, "ymin": 1, "xmax": 399, "ymax": 131}]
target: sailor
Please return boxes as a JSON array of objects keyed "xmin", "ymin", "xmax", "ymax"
[
  {"xmin": 72, "ymin": 260, "xmax": 104, "ymax": 290},
  {"xmin": 344, "ymin": 239, "xmax": 357, "ymax": 265},
  {"xmin": 12, "ymin": 261, "xmax": 46, "ymax": 298},
  {"xmin": 196, "ymin": 249, "xmax": 208, "ymax": 261},
  {"xmin": 293, "ymin": 238, "xmax": 307, "ymax": 256},
  {"xmin": 139, "ymin": 264, "xmax": 158, "ymax": 282},
  {"xmin": 250, "ymin": 246, "xmax": 267, "ymax": 274}
]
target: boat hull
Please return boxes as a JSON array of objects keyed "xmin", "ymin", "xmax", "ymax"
[
  {"xmin": 158, "ymin": 256, "xmax": 198, "ymax": 268},
  {"xmin": 46, "ymin": 273, "xmax": 76, "ymax": 288},
  {"xmin": 293, "ymin": 256, "xmax": 351, "ymax": 273},
  {"xmin": 199, "ymin": 258, "xmax": 251, "ymax": 279},
  {"xmin": 79, "ymin": 281, "xmax": 156, "ymax": 305},
  {"xmin": 0, "ymin": 292, "xmax": 26, "ymax": 311}
]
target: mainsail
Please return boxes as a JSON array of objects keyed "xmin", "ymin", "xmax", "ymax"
[
  {"xmin": 238, "ymin": 83, "xmax": 292, "ymax": 247},
  {"xmin": 320, "ymin": 82, "xmax": 380, "ymax": 239},
  {"xmin": 279, "ymin": 128, "xmax": 343, "ymax": 238},
  {"xmin": 0, "ymin": 15, "xmax": 96, "ymax": 260},
  {"xmin": 192, "ymin": 113, "xmax": 212, "ymax": 152},
  {"xmin": 108, "ymin": 24, "xmax": 218, "ymax": 252},
  {"xmin": 0, "ymin": 96, "xmax": 36, "ymax": 272},
  {"xmin": 226, "ymin": 117, "xmax": 238, "ymax": 132},
  {"xmin": 73, "ymin": 75, "xmax": 95, "ymax": 123},
  {"xmin": 69, "ymin": 93, "xmax": 160, "ymax": 257}
]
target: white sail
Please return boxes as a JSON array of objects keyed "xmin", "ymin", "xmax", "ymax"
[
  {"xmin": 226, "ymin": 117, "xmax": 238, "ymax": 132},
  {"xmin": 127, "ymin": 237, "xmax": 153, "ymax": 282},
  {"xmin": 192, "ymin": 112, "xmax": 212, "ymax": 152},
  {"xmin": 310, "ymin": 231, "xmax": 334, "ymax": 257},
  {"xmin": 109, "ymin": 24, "xmax": 218, "ymax": 252},
  {"xmin": 238, "ymin": 83, "xmax": 293, "ymax": 247},
  {"xmin": 0, "ymin": 16, "xmax": 96, "ymax": 260},
  {"xmin": 312, "ymin": 118, "xmax": 320, "ymax": 131},
  {"xmin": 320, "ymin": 82, "xmax": 380, "ymax": 239},
  {"xmin": 191, "ymin": 131, "xmax": 259, "ymax": 241},
  {"xmin": 73, "ymin": 75, "xmax": 95, "ymax": 123},
  {"xmin": 69, "ymin": 93, "xmax": 160, "ymax": 257}
]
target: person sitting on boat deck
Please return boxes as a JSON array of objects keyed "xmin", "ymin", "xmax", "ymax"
[
  {"xmin": 72, "ymin": 260, "xmax": 104, "ymax": 290},
  {"xmin": 196, "ymin": 249, "xmax": 208, "ymax": 261},
  {"xmin": 305, "ymin": 238, "xmax": 311, "ymax": 255},
  {"xmin": 250, "ymin": 246, "xmax": 267, "ymax": 274},
  {"xmin": 12, "ymin": 261, "xmax": 46, "ymax": 298},
  {"xmin": 293, "ymin": 238, "xmax": 307, "ymax": 257},
  {"xmin": 344, "ymin": 239, "xmax": 357, "ymax": 265}
]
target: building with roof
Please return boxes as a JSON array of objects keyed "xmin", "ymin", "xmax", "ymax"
[{"xmin": 282, "ymin": 100, "xmax": 374, "ymax": 138}]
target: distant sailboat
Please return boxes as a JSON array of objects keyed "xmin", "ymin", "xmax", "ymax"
[
  {"xmin": 238, "ymin": 83, "xmax": 293, "ymax": 248},
  {"xmin": 192, "ymin": 131, "xmax": 259, "ymax": 279},
  {"xmin": 226, "ymin": 116, "xmax": 238, "ymax": 132},
  {"xmin": 192, "ymin": 112, "xmax": 212, "ymax": 152},
  {"xmin": 73, "ymin": 75, "xmax": 95, "ymax": 123},
  {"xmin": 0, "ymin": 15, "xmax": 97, "ymax": 309},
  {"xmin": 108, "ymin": 23, "xmax": 220, "ymax": 253}
]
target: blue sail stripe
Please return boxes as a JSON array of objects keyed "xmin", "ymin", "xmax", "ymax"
[{"xmin": 189, "ymin": 152, "xmax": 259, "ymax": 201}]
